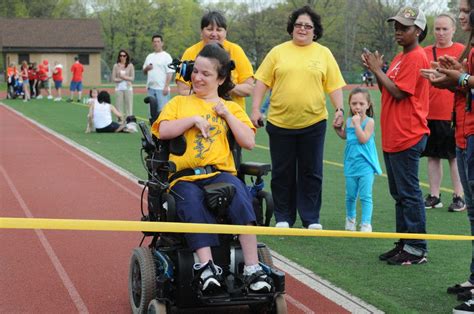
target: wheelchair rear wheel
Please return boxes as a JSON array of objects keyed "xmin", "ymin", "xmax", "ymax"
[
  {"xmin": 257, "ymin": 245, "xmax": 274, "ymax": 267},
  {"xmin": 129, "ymin": 247, "xmax": 157, "ymax": 314}
]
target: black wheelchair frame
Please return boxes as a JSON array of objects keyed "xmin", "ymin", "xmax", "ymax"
[{"xmin": 128, "ymin": 96, "xmax": 287, "ymax": 314}]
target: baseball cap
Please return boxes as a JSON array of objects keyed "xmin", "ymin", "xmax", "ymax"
[{"xmin": 387, "ymin": 7, "xmax": 426, "ymax": 30}]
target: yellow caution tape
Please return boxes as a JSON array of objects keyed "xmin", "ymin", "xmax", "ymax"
[{"xmin": 1, "ymin": 217, "xmax": 473, "ymax": 240}]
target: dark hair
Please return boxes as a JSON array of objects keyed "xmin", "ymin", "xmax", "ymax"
[
  {"xmin": 201, "ymin": 11, "xmax": 227, "ymax": 30},
  {"xmin": 116, "ymin": 49, "xmax": 131, "ymax": 67},
  {"xmin": 196, "ymin": 43, "xmax": 235, "ymax": 99},
  {"xmin": 418, "ymin": 25, "xmax": 428, "ymax": 43},
  {"xmin": 74, "ymin": 56, "xmax": 79, "ymax": 61},
  {"xmin": 98, "ymin": 90, "xmax": 111, "ymax": 104},
  {"xmin": 152, "ymin": 34, "xmax": 163, "ymax": 41},
  {"xmin": 287, "ymin": 6, "xmax": 323, "ymax": 41},
  {"xmin": 459, "ymin": 0, "xmax": 474, "ymax": 61},
  {"xmin": 348, "ymin": 87, "xmax": 374, "ymax": 117}
]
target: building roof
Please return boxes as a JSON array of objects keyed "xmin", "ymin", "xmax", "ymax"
[{"xmin": 0, "ymin": 18, "xmax": 105, "ymax": 53}]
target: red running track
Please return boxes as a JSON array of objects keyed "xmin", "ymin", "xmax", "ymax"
[{"xmin": 0, "ymin": 104, "xmax": 349, "ymax": 313}]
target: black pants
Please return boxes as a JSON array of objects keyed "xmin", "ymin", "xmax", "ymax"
[{"xmin": 266, "ymin": 120, "xmax": 326, "ymax": 227}]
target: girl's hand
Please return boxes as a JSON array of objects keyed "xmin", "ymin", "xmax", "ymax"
[
  {"xmin": 420, "ymin": 68, "xmax": 443, "ymax": 80},
  {"xmin": 194, "ymin": 115, "xmax": 211, "ymax": 138},
  {"xmin": 250, "ymin": 110, "xmax": 263, "ymax": 128},
  {"xmin": 213, "ymin": 101, "xmax": 230, "ymax": 119},
  {"xmin": 351, "ymin": 113, "xmax": 361, "ymax": 127},
  {"xmin": 438, "ymin": 55, "xmax": 463, "ymax": 71}
]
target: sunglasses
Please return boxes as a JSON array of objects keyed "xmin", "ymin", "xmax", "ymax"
[
  {"xmin": 294, "ymin": 23, "xmax": 314, "ymax": 30},
  {"xmin": 119, "ymin": 54, "xmax": 127, "ymax": 57}
]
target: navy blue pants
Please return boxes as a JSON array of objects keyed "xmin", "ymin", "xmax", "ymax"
[
  {"xmin": 171, "ymin": 173, "xmax": 256, "ymax": 251},
  {"xmin": 383, "ymin": 135, "xmax": 428, "ymax": 255},
  {"xmin": 266, "ymin": 120, "xmax": 326, "ymax": 228}
]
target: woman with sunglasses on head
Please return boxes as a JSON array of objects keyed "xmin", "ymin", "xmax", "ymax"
[
  {"xmin": 112, "ymin": 49, "xmax": 135, "ymax": 118},
  {"xmin": 251, "ymin": 5, "xmax": 345, "ymax": 231},
  {"xmin": 363, "ymin": 7, "xmax": 430, "ymax": 266}
]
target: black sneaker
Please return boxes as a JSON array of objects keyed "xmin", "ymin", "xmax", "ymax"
[
  {"xmin": 386, "ymin": 250, "xmax": 427, "ymax": 265},
  {"xmin": 459, "ymin": 290, "xmax": 474, "ymax": 301},
  {"xmin": 244, "ymin": 269, "xmax": 274, "ymax": 293},
  {"xmin": 453, "ymin": 299, "xmax": 474, "ymax": 313},
  {"xmin": 449, "ymin": 194, "xmax": 466, "ymax": 212},
  {"xmin": 449, "ymin": 283, "xmax": 474, "ymax": 294},
  {"xmin": 425, "ymin": 194, "xmax": 443, "ymax": 209},
  {"xmin": 192, "ymin": 260, "xmax": 224, "ymax": 294},
  {"xmin": 66, "ymin": 98, "xmax": 73, "ymax": 103},
  {"xmin": 379, "ymin": 242, "xmax": 403, "ymax": 261}
]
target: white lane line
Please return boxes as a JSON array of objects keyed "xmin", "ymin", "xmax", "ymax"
[
  {"xmin": 1, "ymin": 165, "xmax": 89, "ymax": 314},
  {"xmin": 285, "ymin": 294, "xmax": 315, "ymax": 313},
  {"xmin": 271, "ymin": 250, "xmax": 383, "ymax": 314}
]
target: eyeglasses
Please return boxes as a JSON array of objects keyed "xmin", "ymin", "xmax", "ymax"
[
  {"xmin": 119, "ymin": 54, "xmax": 127, "ymax": 57},
  {"xmin": 294, "ymin": 23, "xmax": 314, "ymax": 30}
]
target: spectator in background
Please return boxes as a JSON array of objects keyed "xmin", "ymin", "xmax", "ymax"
[
  {"xmin": 381, "ymin": 61, "xmax": 389, "ymax": 73},
  {"xmin": 422, "ymin": 13, "xmax": 465, "ymax": 212},
  {"xmin": 112, "ymin": 49, "xmax": 135, "ymax": 118},
  {"xmin": 36, "ymin": 59, "xmax": 52, "ymax": 100},
  {"xmin": 362, "ymin": 69, "xmax": 374, "ymax": 87},
  {"xmin": 68, "ymin": 56, "xmax": 84, "ymax": 103},
  {"xmin": 143, "ymin": 35, "xmax": 174, "ymax": 112},
  {"xmin": 86, "ymin": 90, "xmax": 130, "ymax": 133},
  {"xmin": 28, "ymin": 63, "xmax": 37, "ymax": 98},
  {"xmin": 52, "ymin": 61, "xmax": 63, "ymax": 102},
  {"xmin": 20, "ymin": 60, "xmax": 30, "ymax": 102},
  {"xmin": 251, "ymin": 6, "xmax": 346, "ymax": 230},
  {"xmin": 6, "ymin": 62, "xmax": 18, "ymax": 99},
  {"xmin": 176, "ymin": 11, "xmax": 254, "ymax": 111}
]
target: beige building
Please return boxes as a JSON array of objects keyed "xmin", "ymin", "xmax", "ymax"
[{"xmin": 0, "ymin": 18, "xmax": 104, "ymax": 85}]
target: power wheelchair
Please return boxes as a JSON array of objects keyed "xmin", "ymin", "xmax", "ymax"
[{"xmin": 128, "ymin": 96, "xmax": 287, "ymax": 313}]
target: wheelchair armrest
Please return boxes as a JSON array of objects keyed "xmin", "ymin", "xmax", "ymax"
[
  {"xmin": 239, "ymin": 162, "xmax": 271, "ymax": 177},
  {"xmin": 146, "ymin": 159, "xmax": 176, "ymax": 173}
]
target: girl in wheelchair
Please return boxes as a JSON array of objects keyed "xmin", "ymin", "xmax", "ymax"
[{"xmin": 151, "ymin": 43, "xmax": 273, "ymax": 295}]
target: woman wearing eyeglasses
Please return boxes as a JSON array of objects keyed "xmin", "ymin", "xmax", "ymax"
[
  {"xmin": 251, "ymin": 6, "xmax": 345, "ymax": 230},
  {"xmin": 112, "ymin": 49, "xmax": 135, "ymax": 118}
]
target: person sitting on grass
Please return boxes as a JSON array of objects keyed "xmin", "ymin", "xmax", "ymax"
[{"xmin": 86, "ymin": 90, "xmax": 130, "ymax": 133}]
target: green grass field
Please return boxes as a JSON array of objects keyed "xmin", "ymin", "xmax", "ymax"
[{"xmin": 2, "ymin": 92, "xmax": 471, "ymax": 313}]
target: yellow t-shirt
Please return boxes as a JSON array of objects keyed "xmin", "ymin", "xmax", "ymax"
[
  {"xmin": 151, "ymin": 95, "xmax": 256, "ymax": 184},
  {"xmin": 177, "ymin": 40, "xmax": 254, "ymax": 109},
  {"xmin": 255, "ymin": 41, "xmax": 346, "ymax": 129}
]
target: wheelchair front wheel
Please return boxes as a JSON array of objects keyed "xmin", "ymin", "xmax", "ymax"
[
  {"xmin": 129, "ymin": 247, "xmax": 157, "ymax": 314},
  {"xmin": 272, "ymin": 294, "xmax": 287, "ymax": 314}
]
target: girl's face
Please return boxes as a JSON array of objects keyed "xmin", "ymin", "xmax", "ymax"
[
  {"xmin": 91, "ymin": 89, "xmax": 98, "ymax": 98},
  {"xmin": 349, "ymin": 93, "xmax": 370, "ymax": 117},
  {"xmin": 292, "ymin": 14, "xmax": 315, "ymax": 46},
  {"xmin": 459, "ymin": 0, "xmax": 472, "ymax": 32},
  {"xmin": 191, "ymin": 56, "xmax": 224, "ymax": 97},
  {"xmin": 434, "ymin": 16, "xmax": 455, "ymax": 47},
  {"xmin": 394, "ymin": 21, "xmax": 419, "ymax": 47},
  {"xmin": 201, "ymin": 23, "xmax": 227, "ymax": 44}
]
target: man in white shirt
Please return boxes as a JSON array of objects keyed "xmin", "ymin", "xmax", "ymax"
[{"xmin": 143, "ymin": 34, "xmax": 174, "ymax": 117}]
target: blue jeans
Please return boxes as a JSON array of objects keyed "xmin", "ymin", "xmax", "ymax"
[
  {"xmin": 383, "ymin": 135, "xmax": 428, "ymax": 255},
  {"xmin": 345, "ymin": 173, "xmax": 375, "ymax": 225},
  {"xmin": 456, "ymin": 147, "xmax": 474, "ymax": 283},
  {"xmin": 147, "ymin": 88, "xmax": 170, "ymax": 115}
]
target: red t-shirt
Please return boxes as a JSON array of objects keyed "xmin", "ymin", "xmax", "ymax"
[
  {"xmin": 28, "ymin": 68, "xmax": 36, "ymax": 81},
  {"xmin": 70, "ymin": 62, "xmax": 84, "ymax": 82},
  {"xmin": 424, "ymin": 43, "xmax": 465, "ymax": 120},
  {"xmin": 381, "ymin": 45, "xmax": 430, "ymax": 152},
  {"xmin": 38, "ymin": 64, "xmax": 49, "ymax": 81},
  {"xmin": 456, "ymin": 48, "xmax": 474, "ymax": 148},
  {"xmin": 52, "ymin": 66, "xmax": 63, "ymax": 81}
]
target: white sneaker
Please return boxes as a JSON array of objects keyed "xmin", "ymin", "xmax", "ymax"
[
  {"xmin": 244, "ymin": 264, "xmax": 272, "ymax": 293},
  {"xmin": 36, "ymin": 95, "xmax": 43, "ymax": 99},
  {"xmin": 308, "ymin": 223, "xmax": 323, "ymax": 230},
  {"xmin": 345, "ymin": 217, "xmax": 356, "ymax": 231},
  {"xmin": 360, "ymin": 223, "xmax": 372, "ymax": 232},
  {"xmin": 47, "ymin": 95, "xmax": 53, "ymax": 100},
  {"xmin": 275, "ymin": 221, "xmax": 290, "ymax": 228},
  {"xmin": 54, "ymin": 97, "xmax": 61, "ymax": 102}
]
